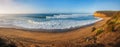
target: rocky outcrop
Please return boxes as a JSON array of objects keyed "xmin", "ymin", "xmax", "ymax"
[{"xmin": 94, "ymin": 11, "xmax": 117, "ymax": 17}]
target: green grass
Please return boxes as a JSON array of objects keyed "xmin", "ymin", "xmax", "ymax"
[{"xmin": 95, "ymin": 28, "xmax": 104, "ymax": 36}]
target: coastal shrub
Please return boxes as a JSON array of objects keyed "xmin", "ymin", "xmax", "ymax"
[
  {"xmin": 96, "ymin": 29, "xmax": 104, "ymax": 35},
  {"xmin": 85, "ymin": 43, "xmax": 105, "ymax": 47},
  {"xmin": 111, "ymin": 26, "xmax": 115, "ymax": 32},
  {"xmin": 108, "ymin": 11, "xmax": 120, "ymax": 32},
  {"xmin": 0, "ymin": 38, "xmax": 17, "ymax": 47},
  {"xmin": 92, "ymin": 27, "xmax": 96, "ymax": 32},
  {"xmin": 115, "ymin": 25, "xmax": 120, "ymax": 31},
  {"xmin": 106, "ymin": 19, "xmax": 120, "ymax": 32}
]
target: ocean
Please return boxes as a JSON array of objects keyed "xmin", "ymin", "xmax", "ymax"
[{"xmin": 0, "ymin": 13, "xmax": 102, "ymax": 30}]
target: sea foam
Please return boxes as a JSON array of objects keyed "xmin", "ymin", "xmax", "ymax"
[{"xmin": 0, "ymin": 14, "xmax": 102, "ymax": 30}]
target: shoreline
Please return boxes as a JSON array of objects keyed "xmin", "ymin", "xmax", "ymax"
[
  {"xmin": 0, "ymin": 16, "xmax": 111, "ymax": 47},
  {"xmin": 0, "ymin": 17, "xmax": 103, "ymax": 32},
  {"xmin": 0, "ymin": 17, "xmax": 110, "ymax": 35}
]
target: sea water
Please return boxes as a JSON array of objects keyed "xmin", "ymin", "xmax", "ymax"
[{"xmin": 0, "ymin": 13, "xmax": 102, "ymax": 30}]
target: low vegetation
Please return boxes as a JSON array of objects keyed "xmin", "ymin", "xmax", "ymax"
[
  {"xmin": 95, "ymin": 28, "xmax": 104, "ymax": 35},
  {"xmin": 106, "ymin": 11, "xmax": 120, "ymax": 32},
  {"xmin": 0, "ymin": 38, "xmax": 17, "ymax": 47},
  {"xmin": 94, "ymin": 11, "xmax": 120, "ymax": 34}
]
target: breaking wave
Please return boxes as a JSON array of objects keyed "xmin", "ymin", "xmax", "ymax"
[{"xmin": 0, "ymin": 14, "xmax": 103, "ymax": 30}]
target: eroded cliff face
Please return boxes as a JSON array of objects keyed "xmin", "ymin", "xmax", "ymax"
[
  {"xmin": 94, "ymin": 11, "xmax": 117, "ymax": 17},
  {"xmin": 94, "ymin": 13, "xmax": 106, "ymax": 17}
]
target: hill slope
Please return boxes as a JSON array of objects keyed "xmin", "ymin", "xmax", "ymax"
[
  {"xmin": 93, "ymin": 11, "xmax": 120, "ymax": 47},
  {"xmin": 106, "ymin": 11, "xmax": 120, "ymax": 32}
]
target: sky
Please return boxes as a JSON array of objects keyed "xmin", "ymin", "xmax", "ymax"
[{"xmin": 0, "ymin": 0, "xmax": 120, "ymax": 14}]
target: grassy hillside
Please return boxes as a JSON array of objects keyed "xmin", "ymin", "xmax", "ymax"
[
  {"xmin": 93, "ymin": 11, "xmax": 120, "ymax": 47},
  {"xmin": 95, "ymin": 11, "xmax": 120, "ymax": 34},
  {"xmin": 106, "ymin": 11, "xmax": 120, "ymax": 32}
]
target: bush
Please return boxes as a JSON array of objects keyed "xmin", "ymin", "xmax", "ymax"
[{"xmin": 96, "ymin": 29, "xmax": 104, "ymax": 35}]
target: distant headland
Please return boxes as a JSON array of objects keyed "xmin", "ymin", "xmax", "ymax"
[{"xmin": 94, "ymin": 11, "xmax": 119, "ymax": 17}]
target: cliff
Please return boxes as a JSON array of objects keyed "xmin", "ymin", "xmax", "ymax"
[{"xmin": 94, "ymin": 11, "xmax": 118, "ymax": 17}]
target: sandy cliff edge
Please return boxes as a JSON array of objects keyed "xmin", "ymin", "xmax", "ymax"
[{"xmin": 94, "ymin": 11, "xmax": 118, "ymax": 18}]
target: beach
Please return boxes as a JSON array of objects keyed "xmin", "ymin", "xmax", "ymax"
[
  {"xmin": 0, "ymin": 0, "xmax": 119, "ymax": 47},
  {"xmin": 0, "ymin": 16, "xmax": 110, "ymax": 47}
]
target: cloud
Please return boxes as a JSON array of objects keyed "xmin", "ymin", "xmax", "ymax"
[
  {"xmin": 0, "ymin": 0, "xmax": 43, "ymax": 14},
  {"xmin": 0, "ymin": 0, "xmax": 15, "ymax": 5}
]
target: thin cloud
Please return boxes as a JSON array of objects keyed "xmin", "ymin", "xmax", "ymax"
[
  {"xmin": 0, "ymin": 0, "xmax": 15, "ymax": 4},
  {"xmin": 0, "ymin": 0, "xmax": 43, "ymax": 14}
]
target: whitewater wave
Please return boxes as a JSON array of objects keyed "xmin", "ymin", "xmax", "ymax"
[
  {"xmin": 46, "ymin": 14, "xmax": 92, "ymax": 19},
  {"xmin": 0, "ymin": 14, "xmax": 103, "ymax": 30}
]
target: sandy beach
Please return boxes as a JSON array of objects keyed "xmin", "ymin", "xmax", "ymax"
[
  {"xmin": 0, "ymin": 0, "xmax": 119, "ymax": 47},
  {"xmin": 0, "ymin": 17, "xmax": 111, "ymax": 47}
]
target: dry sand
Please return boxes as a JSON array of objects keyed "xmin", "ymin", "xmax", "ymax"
[{"xmin": 0, "ymin": 17, "xmax": 111, "ymax": 47}]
